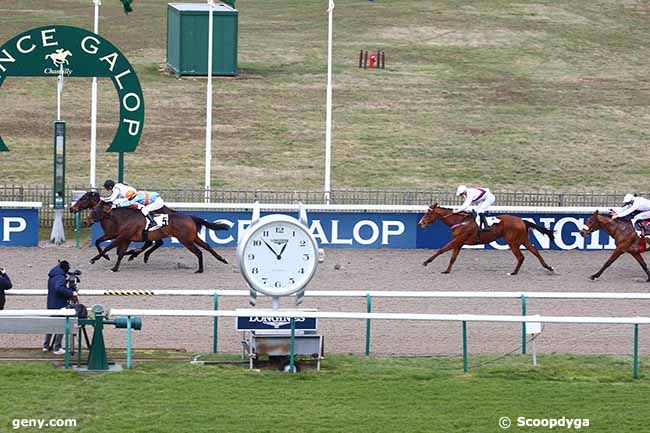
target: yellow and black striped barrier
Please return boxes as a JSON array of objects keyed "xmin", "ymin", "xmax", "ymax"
[{"xmin": 102, "ymin": 290, "xmax": 156, "ymax": 296}]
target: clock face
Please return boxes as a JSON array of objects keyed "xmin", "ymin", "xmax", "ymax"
[{"xmin": 239, "ymin": 215, "xmax": 318, "ymax": 297}]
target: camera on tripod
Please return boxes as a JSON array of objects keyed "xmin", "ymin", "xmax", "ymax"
[{"xmin": 66, "ymin": 269, "xmax": 82, "ymax": 290}]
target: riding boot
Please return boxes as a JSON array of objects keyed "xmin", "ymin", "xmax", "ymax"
[
  {"xmin": 480, "ymin": 213, "xmax": 489, "ymax": 231},
  {"xmin": 145, "ymin": 213, "xmax": 157, "ymax": 230}
]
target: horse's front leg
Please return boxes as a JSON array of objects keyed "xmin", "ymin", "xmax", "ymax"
[
  {"xmin": 423, "ymin": 239, "xmax": 462, "ymax": 268},
  {"xmin": 110, "ymin": 240, "xmax": 130, "ymax": 272},
  {"xmin": 94, "ymin": 235, "xmax": 113, "ymax": 261},
  {"xmin": 90, "ymin": 239, "xmax": 118, "ymax": 264},
  {"xmin": 442, "ymin": 246, "xmax": 463, "ymax": 274},
  {"xmin": 630, "ymin": 252, "xmax": 650, "ymax": 282},
  {"xmin": 127, "ymin": 241, "xmax": 153, "ymax": 261},
  {"xmin": 590, "ymin": 248, "xmax": 624, "ymax": 280}
]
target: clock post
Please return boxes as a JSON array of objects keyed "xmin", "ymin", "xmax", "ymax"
[{"xmin": 236, "ymin": 203, "xmax": 325, "ymax": 372}]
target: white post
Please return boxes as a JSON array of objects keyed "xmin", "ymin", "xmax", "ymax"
[
  {"xmin": 205, "ymin": 0, "xmax": 215, "ymax": 203},
  {"xmin": 90, "ymin": 0, "xmax": 101, "ymax": 189},
  {"xmin": 57, "ymin": 64, "xmax": 63, "ymax": 121},
  {"xmin": 323, "ymin": 0, "xmax": 334, "ymax": 205},
  {"xmin": 531, "ymin": 338, "xmax": 537, "ymax": 366}
]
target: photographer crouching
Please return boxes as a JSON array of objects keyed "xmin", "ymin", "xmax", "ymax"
[
  {"xmin": 43, "ymin": 260, "xmax": 80, "ymax": 355},
  {"xmin": 0, "ymin": 267, "xmax": 12, "ymax": 310}
]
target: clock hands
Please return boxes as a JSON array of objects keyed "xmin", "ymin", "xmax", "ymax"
[
  {"xmin": 262, "ymin": 239, "xmax": 290, "ymax": 260},
  {"xmin": 278, "ymin": 242, "xmax": 288, "ymax": 259},
  {"xmin": 262, "ymin": 239, "xmax": 280, "ymax": 259}
]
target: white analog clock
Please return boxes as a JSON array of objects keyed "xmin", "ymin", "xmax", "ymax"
[{"xmin": 237, "ymin": 213, "xmax": 319, "ymax": 300}]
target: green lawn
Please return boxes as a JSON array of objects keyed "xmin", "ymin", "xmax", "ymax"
[
  {"xmin": 1, "ymin": 1, "xmax": 649, "ymax": 192},
  {"xmin": 0, "ymin": 354, "xmax": 647, "ymax": 432}
]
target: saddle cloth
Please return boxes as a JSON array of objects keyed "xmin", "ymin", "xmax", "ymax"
[{"xmin": 146, "ymin": 214, "xmax": 169, "ymax": 231}]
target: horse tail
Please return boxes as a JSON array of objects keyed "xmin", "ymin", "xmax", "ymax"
[
  {"xmin": 191, "ymin": 216, "xmax": 229, "ymax": 231},
  {"xmin": 524, "ymin": 220, "xmax": 555, "ymax": 240}
]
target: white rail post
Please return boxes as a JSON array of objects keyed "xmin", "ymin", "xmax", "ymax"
[
  {"xmin": 204, "ymin": 0, "xmax": 215, "ymax": 203},
  {"xmin": 323, "ymin": 0, "xmax": 335, "ymax": 205},
  {"xmin": 89, "ymin": 0, "xmax": 101, "ymax": 189}
]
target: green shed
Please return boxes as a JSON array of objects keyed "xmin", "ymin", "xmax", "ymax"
[{"xmin": 167, "ymin": 3, "xmax": 238, "ymax": 76}]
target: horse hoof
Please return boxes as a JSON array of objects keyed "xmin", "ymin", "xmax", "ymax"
[
  {"xmin": 441, "ymin": 270, "xmax": 450, "ymax": 274},
  {"xmin": 422, "ymin": 261, "xmax": 428, "ymax": 267},
  {"xmin": 589, "ymin": 275, "xmax": 598, "ymax": 281},
  {"xmin": 507, "ymin": 272, "xmax": 518, "ymax": 276},
  {"xmin": 89, "ymin": 259, "xmax": 95, "ymax": 265},
  {"xmin": 195, "ymin": 269, "xmax": 204, "ymax": 274},
  {"xmin": 144, "ymin": 257, "xmax": 149, "ymax": 264},
  {"xmin": 127, "ymin": 256, "xmax": 135, "ymax": 262},
  {"xmin": 221, "ymin": 259, "xmax": 229, "ymax": 265},
  {"xmin": 110, "ymin": 268, "xmax": 119, "ymax": 273}
]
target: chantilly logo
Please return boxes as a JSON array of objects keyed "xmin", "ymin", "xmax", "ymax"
[{"xmin": 43, "ymin": 48, "xmax": 73, "ymax": 75}]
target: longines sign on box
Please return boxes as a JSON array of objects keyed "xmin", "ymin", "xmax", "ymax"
[
  {"xmin": 0, "ymin": 25, "xmax": 145, "ymax": 153},
  {"xmin": 91, "ymin": 210, "xmax": 617, "ymax": 251}
]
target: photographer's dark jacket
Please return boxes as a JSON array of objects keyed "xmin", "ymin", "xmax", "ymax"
[
  {"xmin": 0, "ymin": 273, "xmax": 11, "ymax": 292},
  {"xmin": 0, "ymin": 273, "xmax": 11, "ymax": 309},
  {"xmin": 47, "ymin": 265, "xmax": 76, "ymax": 309}
]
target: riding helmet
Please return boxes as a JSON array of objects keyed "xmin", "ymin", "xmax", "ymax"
[
  {"xmin": 456, "ymin": 185, "xmax": 468, "ymax": 196},
  {"xmin": 103, "ymin": 179, "xmax": 115, "ymax": 190},
  {"xmin": 623, "ymin": 193, "xmax": 635, "ymax": 205}
]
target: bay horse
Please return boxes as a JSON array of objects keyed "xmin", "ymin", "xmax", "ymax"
[
  {"xmin": 579, "ymin": 211, "xmax": 650, "ymax": 281},
  {"xmin": 86, "ymin": 201, "xmax": 229, "ymax": 273},
  {"xmin": 70, "ymin": 191, "xmax": 169, "ymax": 262},
  {"xmin": 418, "ymin": 204, "xmax": 556, "ymax": 275}
]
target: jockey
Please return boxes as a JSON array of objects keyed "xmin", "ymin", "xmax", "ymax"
[
  {"xmin": 115, "ymin": 190, "xmax": 165, "ymax": 230},
  {"xmin": 101, "ymin": 179, "xmax": 136, "ymax": 206},
  {"xmin": 454, "ymin": 185, "xmax": 496, "ymax": 233},
  {"xmin": 612, "ymin": 193, "xmax": 650, "ymax": 236}
]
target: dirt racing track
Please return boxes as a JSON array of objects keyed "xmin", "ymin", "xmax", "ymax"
[{"xmin": 1, "ymin": 246, "xmax": 648, "ymax": 357}]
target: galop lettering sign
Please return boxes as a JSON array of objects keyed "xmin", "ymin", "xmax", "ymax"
[{"xmin": 0, "ymin": 25, "xmax": 144, "ymax": 152}]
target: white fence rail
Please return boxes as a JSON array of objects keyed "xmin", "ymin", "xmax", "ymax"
[
  {"xmin": 108, "ymin": 307, "xmax": 647, "ymax": 378},
  {"xmin": 8, "ymin": 289, "xmax": 650, "ymax": 300},
  {"xmin": 166, "ymin": 202, "xmax": 610, "ymax": 215},
  {"xmin": 0, "ymin": 201, "xmax": 42, "ymax": 208}
]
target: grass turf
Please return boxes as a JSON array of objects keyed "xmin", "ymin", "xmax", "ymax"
[
  {"xmin": 0, "ymin": 1, "xmax": 649, "ymax": 192},
  {"xmin": 0, "ymin": 353, "xmax": 647, "ymax": 432}
]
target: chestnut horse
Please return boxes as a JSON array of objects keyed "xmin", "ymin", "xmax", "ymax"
[
  {"xmin": 70, "ymin": 191, "xmax": 169, "ymax": 262},
  {"xmin": 579, "ymin": 211, "xmax": 650, "ymax": 281},
  {"xmin": 418, "ymin": 204, "xmax": 556, "ymax": 275},
  {"xmin": 86, "ymin": 201, "xmax": 229, "ymax": 273}
]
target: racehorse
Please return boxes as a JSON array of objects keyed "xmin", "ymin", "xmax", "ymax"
[
  {"xmin": 69, "ymin": 191, "xmax": 169, "ymax": 262},
  {"xmin": 86, "ymin": 201, "xmax": 229, "ymax": 273},
  {"xmin": 418, "ymin": 204, "xmax": 556, "ymax": 275},
  {"xmin": 579, "ymin": 211, "xmax": 650, "ymax": 281}
]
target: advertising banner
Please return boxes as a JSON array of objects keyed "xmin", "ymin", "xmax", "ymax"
[
  {"xmin": 91, "ymin": 210, "xmax": 613, "ymax": 251},
  {"xmin": 0, "ymin": 208, "xmax": 40, "ymax": 246}
]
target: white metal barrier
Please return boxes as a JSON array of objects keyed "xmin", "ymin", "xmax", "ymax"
[
  {"xmin": 8, "ymin": 289, "xmax": 650, "ymax": 299},
  {"xmin": 165, "ymin": 202, "xmax": 610, "ymax": 215},
  {"xmin": 10, "ymin": 289, "xmax": 650, "ymax": 358},
  {"xmin": 0, "ymin": 201, "xmax": 42, "ymax": 208},
  {"xmin": 109, "ymin": 308, "xmax": 648, "ymax": 378},
  {"xmin": 0, "ymin": 309, "xmax": 77, "ymax": 368}
]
